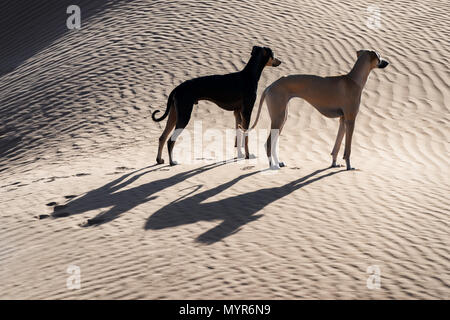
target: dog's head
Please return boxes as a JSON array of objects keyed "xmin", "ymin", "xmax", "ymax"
[
  {"xmin": 252, "ymin": 46, "xmax": 282, "ymax": 67},
  {"xmin": 356, "ymin": 50, "xmax": 389, "ymax": 69}
]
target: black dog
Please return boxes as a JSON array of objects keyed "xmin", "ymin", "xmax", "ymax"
[{"xmin": 152, "ymin": 46, "xmax": 281, "ymax": 166}]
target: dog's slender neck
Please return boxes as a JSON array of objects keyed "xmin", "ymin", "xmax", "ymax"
[
  {"xmin": 347, "ymin": 56, "xmax": 372, "ymax": 88},
  {"xmin": 242, "ymin": 54, "xmax": 266, "ymax": 84}
]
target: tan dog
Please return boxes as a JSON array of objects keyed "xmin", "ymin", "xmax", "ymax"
[{"xmin": 251, "ymin": 50, "xmax": 389, "ymax": 170}]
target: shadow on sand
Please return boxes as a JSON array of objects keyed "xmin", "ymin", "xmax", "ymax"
[
  {"xmin": 51, "ymin": 160, "xmax": 233, "ymax": 225},
  {"xmin": 145, "ymin": 167, "xmax": 345, "ymax": 244},
  {"xmin": 51, "ymin": 159, "xmax": 344, "ymax": 244},
  {"xmin": 0, "ymin": 0, "xmax": 126, "ymax": 75}
]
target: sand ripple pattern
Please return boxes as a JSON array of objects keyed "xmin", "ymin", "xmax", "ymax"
[{"xmin": 0, "ymin": 0, "xmax": 448, "ymax": 299}]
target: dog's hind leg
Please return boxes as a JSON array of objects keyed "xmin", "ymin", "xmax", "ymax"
[
  {"xmin": 330, "ymin": 116, "xmax": 345, "ymax": 167},
  {"xmin": 277, "ymin": 111, "xmax": 288, "ymax": 167},
  {"xmin": 265, "ymin": 133, "xmax": 272, "ymax": 166},
  {"xmin": 265, "ymin": 109, "xmax": 287, "ymax": 169},
  {"xmin": 265, "ymin": 94, "xmax": 288, "ymax": 169},
  {"xmin": 167, "ymin": 102, "xmax": 193, "ymax": 166},
  {"xmin": 272, "ymin": 113, "xmax": 288, "ymax": 168},
  {"xmin": 156, "ymin": 106, "xmax": 176, "ymax": 164}
]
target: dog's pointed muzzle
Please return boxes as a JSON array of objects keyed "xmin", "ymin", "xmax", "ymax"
[
  {"xmin": 378, "ymin": 59, "xmax": 389, "ymax": 68},
  {"xmin": 272, "ymin": 58, "xmax": 282, "ymax": 67}
]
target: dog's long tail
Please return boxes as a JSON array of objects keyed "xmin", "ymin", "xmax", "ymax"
[
  {"xmin": 250, "ymin": 87, "xmax": 267, "ymax": 129},
  {"xmin": 151, "ymin": 90, "xmax": 175, "ymax": 122}
]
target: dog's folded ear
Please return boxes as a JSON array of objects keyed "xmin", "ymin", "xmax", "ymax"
[
  {"xmin": 251, "ymin": 46, "xmax": 259, "ymax": 56},
  {"xmin": 264, "ymin": 47, "xmax": 273, "ymax": 58}
]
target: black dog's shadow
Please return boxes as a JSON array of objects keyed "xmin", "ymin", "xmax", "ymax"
[
  {"xmin": 51, "ymin": 159, "xmax": 344, "ymax": 243},
  {"xmin": 145, "ymin": 167, "xmax": 345, "ymax": 244},
  {"xmin": 51, "ymin": 160, "xmax": 231, "ymax": 226}
]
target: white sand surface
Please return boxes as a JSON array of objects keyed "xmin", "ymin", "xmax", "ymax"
[{"xmin": 0, "ymin": 0, "xmax": 448, "ymax": 299}]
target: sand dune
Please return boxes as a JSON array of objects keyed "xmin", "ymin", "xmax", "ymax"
[{"xmin": 0, "ymin": 0, "xmax": 448, "ymax": 299}]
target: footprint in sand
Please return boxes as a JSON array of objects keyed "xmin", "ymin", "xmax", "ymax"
[
  {"xmin": 115, "ymin": 166, "xmax": 135, "ymax": 171},
  {"xmin": 80, "ymin": 217, "xmax": 105, "ymax": 227},
  {"xmin": 35, "ymin": 214, "xmax": 50, "ymax": 220},
  {"xmin": 74, "ymin": 173, "xmax": 91, "ymax": 177},
  {"xmin": 45, "ymin": 203, "xmax": 70, "ymax": 218}
]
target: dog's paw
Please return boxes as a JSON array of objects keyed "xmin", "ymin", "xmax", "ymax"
[
  {"xmin": 279, "ymin": 162, "xmax": 286, "ymax": 168},
  {"xmin": 170, "ymin": 161, "xmax": 178, "ymax": 166},
  {"xmin": 270, "ymin": 164, "xmax": 281, "ymax": 170},
  {"xmin": 156, "ymin": 158, "xmax": 165, "ymax": 164}
]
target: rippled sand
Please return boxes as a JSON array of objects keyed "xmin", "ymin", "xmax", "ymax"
[{"xmin": 0, "ymin": 0, "xmax": 448, "ymax": 299}]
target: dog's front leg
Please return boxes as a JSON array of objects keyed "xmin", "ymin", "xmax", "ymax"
[
  {"xmin": 244, "ymin": 132, "xmax": 250, "ymax": 159},
  {"xmin": 343, "ymin": 119, "xmax": 355, "ymax": 170},
  {"xmin": 242, "ymin": 97, "xmax": 256, "ymax": 159},
  {"xmin": 236, "ymin": 128, "xmax": 245, "ymax": 158},
  {"xmin": 233, "ymin": 110, "xmax": 241, "ymax": 148},
  {"xmin": 240, "ymin": 111, "xmax": 251, "ymax": 160},
  {"xmin": 234, "ymin": 110, "xmax": 245, "ymax": 158},
  {"xmin": 331, "ymin": 116, "xmax": 345, "ymax": 167}
]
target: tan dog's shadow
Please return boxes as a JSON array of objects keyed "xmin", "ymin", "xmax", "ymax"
[
  {"xmin": 145, "ymin": 167, "xmax": 345, "ymax": 244},
  {"xmin": 49, "ymin": 159, "xmax": 344, "ymax": 243}
]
